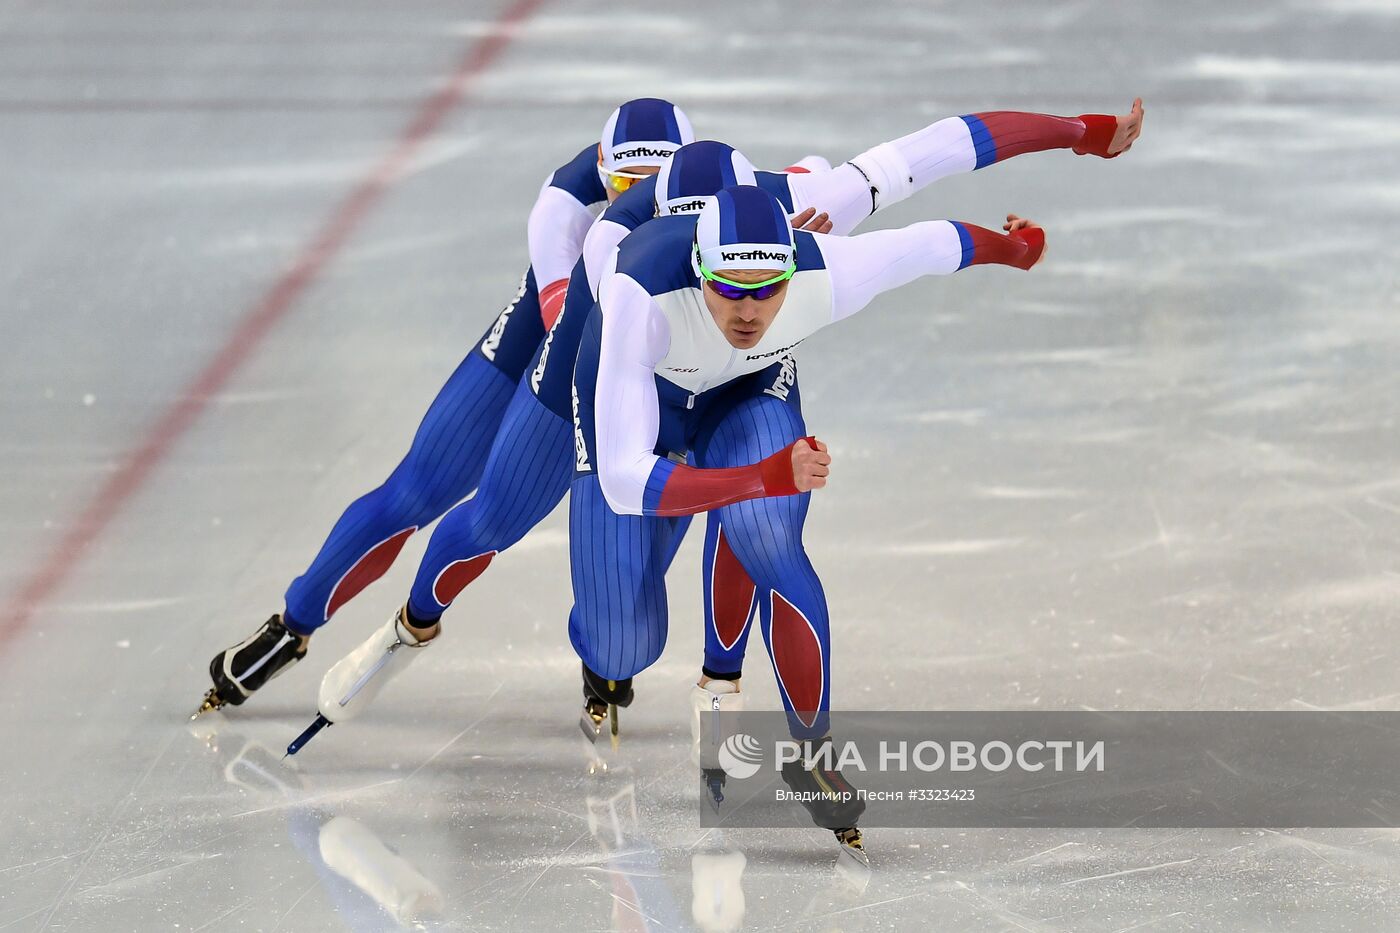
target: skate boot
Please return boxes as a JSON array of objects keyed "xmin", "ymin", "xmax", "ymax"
[
  {"xmin": 779, "ymin": 737, "xmax": 868, "ymax": 866},
  {"xmin": 288, "ymin": 606, "xmax": 435, "ymax": 756},
  {"xmin": 690, "ymin": 678, "xmax": 744, "ymax": 809},
  {"xmin": 318, "ymin": 605, "xmax": 434, "ymax": 724},
  {"xmin": 193, "ymin": 614, "xmax": 308, "ymax": 718},
  {"xmin": 580, "ymin": 662, "xmax": 634, "ymax": 745}
]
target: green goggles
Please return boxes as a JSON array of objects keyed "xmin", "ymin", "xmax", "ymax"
[{"xmin": 695, "ymin": 249, "xmax": 796, "ymax": 301}]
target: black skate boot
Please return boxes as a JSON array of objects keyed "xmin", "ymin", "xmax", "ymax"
[
  {"xmin": 780, "ymin": 737, "xmax": 868, "ymax": 864},
  {"xmin": 192, "ymin": 614, "xmax": 308, "ymax": 718},
  {"xmin": 579, "ymin": 662, "xmax": 634, "ymax": 744}
]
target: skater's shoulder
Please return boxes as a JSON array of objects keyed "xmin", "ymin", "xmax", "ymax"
[
  {"xmin": 793, "ymin": 229, "xmax": 829, "ymax": 273},
  {"xmin": 547, "ymin": 144, "xmax": 608, "ymax": 206},
  {"xmin": 611, "ymin": 216, "xmax": 699, "ymax": 296},
  {"xmin": 755, "ymin": 170, "xmax": 796, "ymax": 212}
]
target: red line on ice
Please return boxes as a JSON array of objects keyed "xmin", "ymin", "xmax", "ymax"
[{"xmin": 0, "ymin": 0, "xmax": 550, "ymax": 655}]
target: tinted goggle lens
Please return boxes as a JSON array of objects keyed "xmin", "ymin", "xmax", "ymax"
[
  {"xmin": 698, "ymin": 255, "xmax": 795, "ymax": 301},
  {"xmin": 601, "ymin": 165, "xmax": 652, "ymax": 193},
  {"xmin": 706, "ymin": 278, "xmax": 786, "ymax": 301},
  {"xmin": 607, "ymin": 173, "xmax": 639, "ymax": 193}
]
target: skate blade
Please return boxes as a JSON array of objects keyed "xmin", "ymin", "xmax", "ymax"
[
  {"xmin": 580, "ymin": 731, "xmax": 609, "ymax": 775},
  {"xmin": 579, "ymin": 707, "xmax": 606, "ymax": 744},
  {"xmin": 836, "ymin": 846, "xmax": 872, "ymax": 892},
  {"xmin": 609, "ymin": 703, "xmax": 619, "ymax": 751},
  {"xmin": 285, "ymin": 714, "xmax": 332, "ymax": 758},
  {"xmin": 835, "ymin": 829, "xmax": 871, "ymax": 885},
  {"xmin": 190, "ymin": 688, "xmax": 226, "ymax": 720},
  {"xmin": 702, "ymin": 770, "xmax": 726, "ymax": 811}
]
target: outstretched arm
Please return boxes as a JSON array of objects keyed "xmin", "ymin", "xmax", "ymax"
[
  {"xmin": 819, "ymin": 218, "xmax": 1045, "ymax": 323},
  {"xmin": 592, "ymin": 276, "xmax": 825, "ymax": 517},
  {"xmin": 786, "ymin": 99, "xmax": 1145, "ymax": 235}
]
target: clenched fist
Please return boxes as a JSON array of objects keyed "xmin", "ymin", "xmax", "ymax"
[{"xmin": 791, "ymin": 437, "xmax": 831, "ymax": 492}]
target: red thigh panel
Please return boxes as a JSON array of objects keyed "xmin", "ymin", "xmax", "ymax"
[{"xmin": 710, "ymin": 526, "xmax": 756, "ymax": 650}]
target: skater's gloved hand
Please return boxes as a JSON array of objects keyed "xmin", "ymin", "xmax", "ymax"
[
  {"xmin": 789, "ymin": 437, "xmax": 831, "ymax": 493},
  {"xmin": 757, "ymin": 437, "xmax": 830, "ymax": 496},
  {"xmin": 1075, "ymin": 97, "xmax": 1145, "ymax": 158},
  {"xmin": 1002, "ymin": 215, "xmax": 1046, "ymax": 269},
  {"xmin": 791, "ymin": 207, "xmax": 834, "ymax": 235}
]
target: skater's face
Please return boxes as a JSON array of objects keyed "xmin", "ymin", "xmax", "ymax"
[
  {"xmin": 603, "ymin": 163, "xmax": 660, "ymax": 203},
  {"xmin": 702, "ymin": 268, "xmax": 790, "ymax": 349}
]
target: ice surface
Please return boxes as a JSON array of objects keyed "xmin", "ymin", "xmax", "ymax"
[{"xmin": 2, "ymin": 0, "xmax": 1399, "ymax": 929}]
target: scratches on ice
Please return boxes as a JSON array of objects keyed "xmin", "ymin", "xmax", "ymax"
[
  {"xmin": 1010, "ymin": 841, "xmax": 1081, "ymax": 865},
  {"xmin": 973, "ymin": 485, "xmax": 1084, "ymax": 501},
  {"xmin": 951, "ymin": 880, "xmax": 1057, "ymax": 933},
  {"xmin": 1185, "ymin": 54, "xmax": 1400, "ymax": 88},
  {"xmin": 893, "ymin": 408, "xmax": 988, "ymax": 426},
  {"xmin": 1288, "ymin": 692, "xmax": 1400, "ymax": 712},
  {"xmin": 75, "ymin": 853, "xmax": 222, "ymax": 897},
  {"xmin": 1059, "ymin": 857, "xmax": 1198, "ymax": 887},
  {"xmin": 981, "ymin": 346, "xmax": 1130, "ymax": 367},
  {"xmin": 1053, "ymin": 205, "xmax": 1229, "ymax": 233},
  {"xmin": 48, "ymin": 596, "xmax": 186, "ymax": 614},
  {"xmin": 132, "ymin": 134, "xmax": 480, "ymax": 190},
  {"xmin": 1289, "ymin": 574, "xmax": 1400, "ymax": 610},
  {"xmin": 879, "ymin": 538, "xmax": 1025, "ymax": 557},
  {"xmin": 1110, "ymin": 914, "xmax": 1190, "ymax": 933}
]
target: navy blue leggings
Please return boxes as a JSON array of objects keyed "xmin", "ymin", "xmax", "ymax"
[
  {"xmin": 281, "ymin": 268, "xmax": 545, "ymax": 634},
  {"xmin": 568, "ymin": 374, "xmax": 831, "ymax": 739}
]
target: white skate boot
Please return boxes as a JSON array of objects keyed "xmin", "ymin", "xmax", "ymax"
[
  {"xmin": 690, "ymin": 679, "xmax": 745, "ymax": 768},
  {"xmin": 691, "ymin": 679, "xmax": 744, "ymax": 809},
  {"xmin": 318, "ymin": 606, "xmax": 434, "ymax": 724}
]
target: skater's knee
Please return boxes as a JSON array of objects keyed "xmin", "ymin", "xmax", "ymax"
[
  {"xmin": 380, "ymin": 458, "xmax": 465, "ymax": 525},
  {"xmin": 584, "ymin": 645, "xmax": 661, "ymax": 682},
  {"xmin": 721, "ymin": 504, "xmax": 807, "ymax": 574},
  {"xmin": 573, "ymin": 607, "xmax": 668, "ymax": 681}
]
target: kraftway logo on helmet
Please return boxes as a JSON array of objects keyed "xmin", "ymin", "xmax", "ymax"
[
  {"xmin": 612, "ymin": 145, "xmax": 672, "ymax": 160},
  {"xmin": 667, "ymin": 198, "xmax": 708, "ymax": 215},
  {"xmin": 720, "ymin": 249, "xmax": 789, "ymax": 262}
]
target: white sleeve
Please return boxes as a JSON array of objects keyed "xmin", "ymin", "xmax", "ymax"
[
  {"xmin": 817, "ymin": 222, "xmax": 967, "ymax": 323},
  {"xmin": 786, "ymin": 116, "xmax": 982, "ymax": 236},
  {"xmin": 594, "ymin": 274, "xmax": 672, "ymax": 516},
  {"xmin": 526, "ymin": 181, "xmax": 598, "ymax": 287},
  {"xmin": 582, "ymin": 218, "xmax": 631, "ymax": 297},
  {"xmin": 784, "ymin": 163, "xmax": 881, "ymax": 237}
]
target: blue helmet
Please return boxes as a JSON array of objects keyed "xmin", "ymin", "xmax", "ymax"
[
  {"xmin": 597, "ymin": 98, "xmax": 694, "ymax": 175},
  {"xmin": 695, "ymin": 185, "xmax": 795, "ymax": 273},
  {"xmin": 653, "ymin": 141, "xmax": 758, "ymax": 217}
]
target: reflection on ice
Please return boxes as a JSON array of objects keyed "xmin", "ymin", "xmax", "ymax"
[
  {"xmin": 318, "ymin": 817, "xmax": 444, "ymax": 926},
  {"xmin": 189, "ymin": 723, "xmax": 444, "ymax": 930}
]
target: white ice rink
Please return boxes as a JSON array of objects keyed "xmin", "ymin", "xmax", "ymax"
[{"xmin": 3, "ymin": 1, "xmax": 1400, "ymax": 930}]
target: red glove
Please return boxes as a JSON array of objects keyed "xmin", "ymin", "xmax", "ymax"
[
  {"xmin": 758, "ymin": 436, "xmax": 820, "ymax": 497},
  {"xmin": 1073, "ymin": 114, "xmax": 1120, "ymax": 158},
  {"xmin": 1009, "ymin": 227, "xmax": 1046, "ymax": 269}
]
